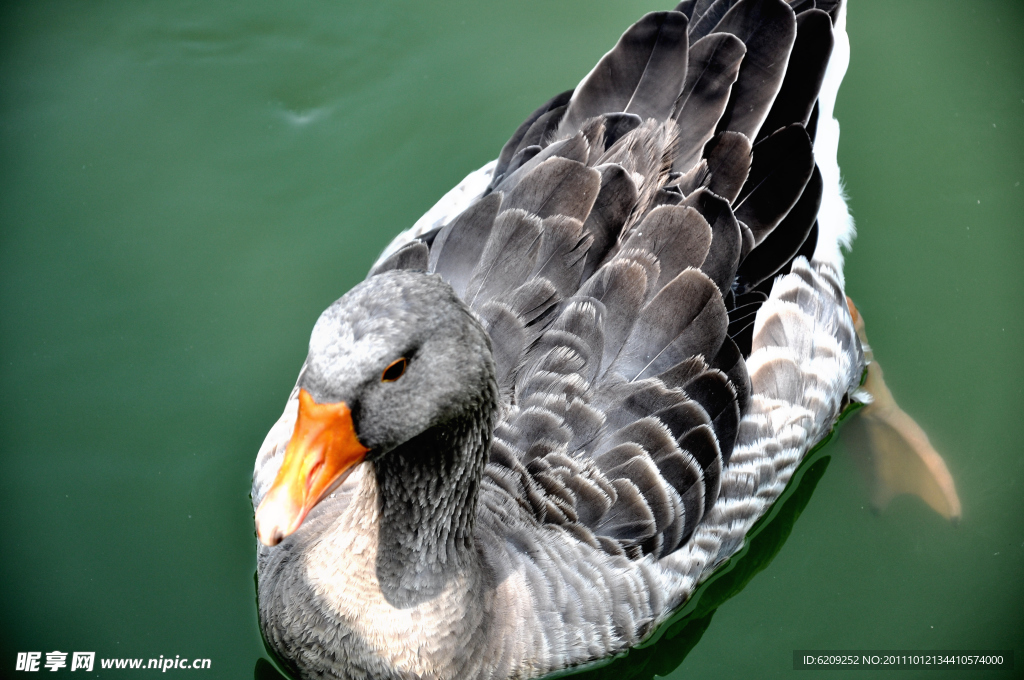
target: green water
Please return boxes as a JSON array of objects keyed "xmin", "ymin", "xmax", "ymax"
[{"xmin": 1, "ymin": 1, "xmax": 1021, "ymax": 678}]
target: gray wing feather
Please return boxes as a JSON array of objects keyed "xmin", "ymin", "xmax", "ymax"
[
  {"xmin": 758, "ymin": 9, "xmax": 834, "ymax": 139},
  {"xmin": 533, "ymin": 216, "xmax": 591, "ymax": 298},
  {"xmin": 618, "ymin": 206, "xmax": 712, "ymax": 291},
  {"xmin": 559, "ymin": 12, "xmax": 690, "ymax": 137},
  {"xmin": 429, "ymin": 192, "xmax": 503, "ymax": 296},
  {"xmin": 580, "ymin": 165, "xmax": 638, "ymax": 280},
  {"xmin": 493, "ymin": 90, "xmax": 573, "ymax": 183},
  {"xmin": 464, "ymin": 209, "xmax": 544, "ymax": 307},
  {"xmin": 414, "ymin": 1, "xmax": 849, "ymax": 567},
  {"xmin": 704, "ymin": 131, "xmax": 752, "ymax": 203},
  {"xmin": 608, "ymin": 268, "xmax": 727, "ymax": 381},
  {"xmin": 689, "ymin": 0, "xmax": 740, "ymax": 41},
  {"xmin": 672, "ymin": 32, "xmax": 746, "ymax": 172},
  {"xmin": 502, "ymin": 157, "xmax": 602, "ymax": 223},
  {"xmin": 684, "ymin": 189, "xmax": 742, "ymax": 294},
  {"xmin": 734, "ymin": 123, "xmax": 814, "ymax": 244},
  {"xmin": 712, "ymin": 0, "xmax": 798, "ymax": 140},
  {"xmin": 368, "ymin": 240, "xmax": 429, "ymax": 276},
  {"xmin": 495, "ymin": 132, "xmax": 593, "ymax": 195}
]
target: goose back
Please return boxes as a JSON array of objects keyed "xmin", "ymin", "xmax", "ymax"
[{"xmin": 372, "ymin": 0, "xmax": 842, "ymax": 563}]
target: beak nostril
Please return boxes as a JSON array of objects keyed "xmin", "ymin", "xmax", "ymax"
[{"xmin": 255, "ymin": 513, "xmax": 283, "ymax": 547}]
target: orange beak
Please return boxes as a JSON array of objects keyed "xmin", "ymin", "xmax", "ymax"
[{"xmin": 255, "ymin": 388, "xmax": 369, "ymax": 546}]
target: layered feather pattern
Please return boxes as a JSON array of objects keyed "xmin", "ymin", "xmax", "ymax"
[{"xmin": 373, "ymin": 0, "xmax": 852, "ymax": 563}]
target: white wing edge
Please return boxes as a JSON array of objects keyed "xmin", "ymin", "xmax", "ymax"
[{"xmin": 811, "ymin": 0, "xmax": 854, "ymax": 277}]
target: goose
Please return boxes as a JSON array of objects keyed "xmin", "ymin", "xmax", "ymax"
[{"xmin": 250, "ymin": 1, "xmax": 905, "ymax": 678}]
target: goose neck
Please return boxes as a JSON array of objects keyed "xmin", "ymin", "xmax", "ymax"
[{"xmin": 367, "ymin": 400, "xmax": 494, "ymax": 606}]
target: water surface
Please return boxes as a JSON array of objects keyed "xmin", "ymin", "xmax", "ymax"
[{"xmin": 1, "ymin": 1, "xmax": 1021, "ymax": 678}]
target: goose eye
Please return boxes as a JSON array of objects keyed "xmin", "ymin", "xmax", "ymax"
[{"xmin": 381, "ymin": 357, "xmax": 407, "ymax": 383}]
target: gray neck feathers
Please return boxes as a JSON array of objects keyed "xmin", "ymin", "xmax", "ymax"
[{"xmin": 372, "ymin": 378, "xmax": 497, "ymax": 607}]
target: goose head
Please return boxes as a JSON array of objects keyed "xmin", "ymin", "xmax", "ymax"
[{"xmin": 255, "ymin": 270, "xmax": 497, "ymax": 547}]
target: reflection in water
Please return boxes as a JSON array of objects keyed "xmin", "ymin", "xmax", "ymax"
[
  {"xmin": 255, "ymin": 658, "xmax": 287, "ymax": 680},
  {"xmin": 843, "ymin": 298, "xmax": 961, "ymax": 521}
]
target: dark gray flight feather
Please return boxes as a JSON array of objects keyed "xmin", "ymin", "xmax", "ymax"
[
  {"xmin": 703, "ymin": 131, "xmax": 752, "ymax": 203},
  {"xmin": 682, "ymin": 188, "xmax": 742, "ymax": 294},
  {"xmin": 674, "ymin": 0, "xmax": 699, "ymax": 18},
  {"xmin": 518, "ymin": 105, "xmax": 569, "ymax": 149},
  {"xmin": 602, "ymin": 113, "xmax": 643, "ymax": 150},
  {"xmin": 679, "ymin": 369, "xmax": 740, "ymax": 459},
  {"xmin": 813, "ymin": 0, "xmax": 843, "ymax": 23},
  {"xmin": 727, "ymin": 290, "xmax": 766, "ymax": 355},
  {"xmin": 712, "ymin": 0, "xmax": 798, "ymax": 141},
  {"xmin": 758, "ymin": 9, "xmax": 834, "ymax": 140},
  {"xmin": 501, "ymin": 145, "xmax": 543, "ymax": 182},
  {"xmin": 672, "ymin": 32, "xmax": 746, "ymax": 172},
  {"xmin": 581, "ymin": 164, "xmax": 639, "ymax": 281},
  {"xmin": 789, "ymin": 219, "xmax": 818, "ymax": 271},
  {"xmin": 679, "ymin": 424, "xmax": 722, "ymax": 509},
  {"xmin": 559, "ymin": 12, "xmax": 691, "ymax": 137},
  {"xmin": 689, "ymin": 0, "xmax": 741, "ymax": 42},
  {"xmin": 710, "ymin": 336, "xmax": 750, "ymax": 407},
  {"xmin": 734, "ymin": 123, "xmax": 814, "ymax": 244},
  {"xmin": 735, "ymin": 164, "xmax": 822, "ymax": 293},
  {"xmin": 430, "ymin": 192, "xmax": 503, "ymax": 297},
  {"xmin": 806, "ymin": 99, "xmax": 821, "ymax": 140},
  {"xmin": 493, "ymin": 90, "xmax": 573, "ymax": 184}
]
